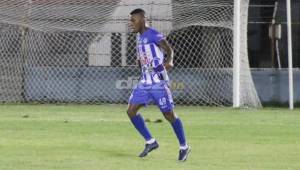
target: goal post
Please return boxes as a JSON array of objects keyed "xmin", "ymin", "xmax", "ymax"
[
  {"xmin": 286, "ymin": 0, "xmax": 294, "ymax": 110},
  {"xmin": 0, "ymin": 0, "xmax": 261, "ymax": 107},
  {"xmin": 233, "ymin": 0, "xmax": 262, "ymax": 108},
  {"xmin": 233, "ymin": 0, "xmax": 241, "ymax": 107}
]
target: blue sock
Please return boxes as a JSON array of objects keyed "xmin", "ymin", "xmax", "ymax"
[
  {"xmin": 130, "ymin": 114, "xmax": 152, "ymax": 141},
  {"xmin": 171, "ymin": 118, "xmax": 186, "ymax": 146}
]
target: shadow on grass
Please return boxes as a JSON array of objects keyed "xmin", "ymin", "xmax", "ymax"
[{"xmin": 98, "ymin": 148, "xmax": 136, "ymax": 158}]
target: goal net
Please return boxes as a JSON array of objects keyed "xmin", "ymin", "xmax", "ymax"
[{"xmin": 0, "ymin": 0, "xmax": 261, "ymax": 107}]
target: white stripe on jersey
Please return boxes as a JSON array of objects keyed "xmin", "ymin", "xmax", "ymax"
[
  {"xmin": 153, "ymin": 44, "xmax": 164, "ymax": 63},
  {"xmin": 138, "ymin": 43, "xmax": 166, "ymax": 85}
]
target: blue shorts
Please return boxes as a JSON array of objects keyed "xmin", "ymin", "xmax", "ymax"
[{"xmin": 128, "ymin": 82, "xmax": 174, "ymax": 113}]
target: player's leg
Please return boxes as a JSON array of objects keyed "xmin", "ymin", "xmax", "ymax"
[
  {"xmin": 127, "ymin": 86, "xmax": 159, "ymax": 157},
  {"xmin": 127, "ymin": 104, "xmax": 153, "ymax": 142},
  {"xmin": 151, "ymin": 83, "xmax": 191, "ymax": 161},
  {"xmin": 162, "ymin": 110, "xmax": 191, "ymax": 161},
  {"xmin": 162, "ymin": 110, "xmax": 187, "ymax": 146}
]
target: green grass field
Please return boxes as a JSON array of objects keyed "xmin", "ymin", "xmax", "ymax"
[{"xmin": 0, "ymin": 104, "xmax": 299, "ymax": 170}]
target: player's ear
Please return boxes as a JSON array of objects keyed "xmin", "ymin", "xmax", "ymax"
[{"xmin": 142, "ymin": 14, "xmax": 147, "ymax": 22}]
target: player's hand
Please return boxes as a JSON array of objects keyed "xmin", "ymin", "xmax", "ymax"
[{"xmin": 164, "ymin": 62, "xmax": 174, "ymax": 71}]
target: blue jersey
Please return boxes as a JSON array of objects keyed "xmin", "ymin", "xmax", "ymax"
[{"xmin": 136, "ymin": 28, "xmax": 169, "ymax": 85}]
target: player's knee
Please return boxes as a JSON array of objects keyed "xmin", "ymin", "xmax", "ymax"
[
  {"xmin": 163, "ymin": 111, "xmax": 176, "ymax": 123},
  {"xmin": 126, "ymin": 108, "xmax": 137, "ymax": 118},
  {"xmin": 126, "ymin": 109, "xmax": 133, "ymax": 117}
]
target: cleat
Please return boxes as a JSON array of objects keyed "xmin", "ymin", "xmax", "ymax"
[
  {"xmin": 139, "ymin": 141, "xmax": 159, "ymax": 157},
  {"xmin": 178, "ymin": 145, "xmax": 191, "ymax": 162}
]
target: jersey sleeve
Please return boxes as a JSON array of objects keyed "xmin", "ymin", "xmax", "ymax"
[{"xmin": 152, "ymin": 31, "xmax": 165, "ymax": 45}]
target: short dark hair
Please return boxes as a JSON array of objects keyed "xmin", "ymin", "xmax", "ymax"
[{"xmin": 130, "ymin": 8, "xmax": 145, "ymax": 16}]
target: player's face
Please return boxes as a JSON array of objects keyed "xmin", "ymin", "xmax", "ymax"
[{"xmin": 130, "ymin": 14, "xmax": 144, "ymax": 33}]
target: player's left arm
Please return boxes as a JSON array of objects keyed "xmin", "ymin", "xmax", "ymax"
[{"xmin": 159, "ymin": 39, "xmax": 174, "ymax": 71}]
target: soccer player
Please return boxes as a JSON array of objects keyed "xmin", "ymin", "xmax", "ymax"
[{"xmin": 127, "ymin": 8, "xmax": 191, "ymax": 162}]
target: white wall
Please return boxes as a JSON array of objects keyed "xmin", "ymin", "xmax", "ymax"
[{"xmin": 88, "ymin": 0, "xmax": 172, "ymax": 66}]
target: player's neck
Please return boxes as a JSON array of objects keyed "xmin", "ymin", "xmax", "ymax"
[{"xmin": 139, "ymin": 26, "xmax": 149, "ymax": 35}]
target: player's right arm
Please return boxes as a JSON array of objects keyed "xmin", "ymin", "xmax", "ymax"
[{"xmin": 159, "ymin": 39, "xmax": 174, "ymax": 71}]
